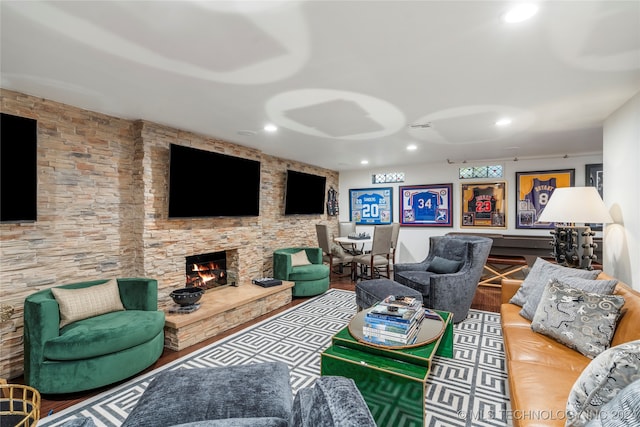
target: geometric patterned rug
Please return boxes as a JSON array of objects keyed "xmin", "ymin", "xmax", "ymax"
[{"xmin": 39, "ymin": 289, "xmax": 511, "ymax": 427}]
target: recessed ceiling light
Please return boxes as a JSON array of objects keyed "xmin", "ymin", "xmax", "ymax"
[
  {"xmin": 503, "ymin": 4, "xmax": 538, "ymax": 23},
  {"xmin": 264, "ymin": 124, "xmax": 278, "ymax": 132},
  {"xmin": 360, "ymin": 160, "xmax": 369, "ymax": 165},
  {"xmin": 495, "ymin": 118, "xmax": 512, "ymax": 126},
  {"xmin": 407, "ymin": 144, "xmax": 418, "ymax": 151}
]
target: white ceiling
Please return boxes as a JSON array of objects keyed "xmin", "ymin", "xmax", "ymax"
[{"xmin": 2, "ymin": 1, "xmax": 639, "ymax": 171}]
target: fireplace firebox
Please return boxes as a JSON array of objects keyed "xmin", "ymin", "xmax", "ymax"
[{"xmin": 185, "ymin": 251, "xmax": 227, "ymax": 290}]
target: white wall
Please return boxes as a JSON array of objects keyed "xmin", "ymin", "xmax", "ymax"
[
  {"xmin": 339, "ymin": 154, "xmax": 603, "ymax": 264},
  {"xmin": 603, "ymin": 92, "xmax": 640, "ymax": 289}
]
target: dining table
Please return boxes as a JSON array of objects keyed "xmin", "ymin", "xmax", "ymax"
[{"xmin": 334, "ymin": 235, "xmax": 373, "ymax": 255}]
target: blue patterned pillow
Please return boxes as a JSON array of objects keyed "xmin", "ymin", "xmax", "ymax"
[
  {"xmin": 531, "ymin": 280, "xmax": 625, "ymax": 359},
  {"xmin": 566, "ymin": 341, "xmax": 640, "ymax": 427}
]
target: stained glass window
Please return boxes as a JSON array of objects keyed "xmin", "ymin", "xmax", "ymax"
[
  {"xmin": 459, "ymin": 165, "xmax": 503, "ymax": 179},
  {"xmin": 373, "ymin": 172, "xmax": 405, "ymax": 184}
]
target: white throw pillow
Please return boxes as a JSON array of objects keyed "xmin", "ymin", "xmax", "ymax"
[
  {"xmin": 52, "ymin": 279, "xmax": 125, "ymax": 328},
  {"xmin": 290, "ymin": 250, "xmax": 311, "ymax": 267}
]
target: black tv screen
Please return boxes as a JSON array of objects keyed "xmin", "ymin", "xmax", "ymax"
[
  {"xmin": 1, "ymin": 113, "xmax": 37, "ymax": 222},
  {"xmin": 284, "ymin": 170, "xmax": 326, "ymax": 215},
  {"xmin": 168, "ymin": 144, "xmax": 260, "ymax": 218}
]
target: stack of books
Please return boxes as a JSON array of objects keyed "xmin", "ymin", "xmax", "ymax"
[{"xmin": 363, "ymin": 296, "xmax": 425, "ymax": 346}]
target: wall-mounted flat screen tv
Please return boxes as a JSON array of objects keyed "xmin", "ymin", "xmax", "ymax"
[
  {"xmin": 1, "ymin": 113, "xmax": 37, "ymax": 222},
  {"xmin": 284, "ymin": 170, "xmax": 326, "ymax": 215},
  {"xmin": 168, "ymin": 144, "xmax": 260, "ymax": 218}
]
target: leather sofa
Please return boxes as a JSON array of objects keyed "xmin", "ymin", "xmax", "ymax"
[
  {"xmin": 500, "ymin": 272, "xmax": 640, "ymax": 427},
  {"xmin": 23, "ymin": 278, "xmax": 165, "ymax": 394}
]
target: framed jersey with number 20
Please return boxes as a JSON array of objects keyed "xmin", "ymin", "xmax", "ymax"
[{"xmin": 349, "ymin": 187, "xmax": 393, "ymax": 225}]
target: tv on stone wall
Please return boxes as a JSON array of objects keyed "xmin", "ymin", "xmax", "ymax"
[
  {"xmin": 284, "ymin": 170, "xmax": 326, "ymax": 215},
  {"xmin": 168, "ymin": 144, "xmax": 261, "ymax": 218},
  {"xmin": 1, "ymin": 113, "xmax": 38, "ymax": 222}
]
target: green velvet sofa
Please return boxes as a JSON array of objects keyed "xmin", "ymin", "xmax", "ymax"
[
  {"xmin": 23, "ymin": 278, "xmax": 165, "ymax": 394},
  {"xmin": 273, "ymin": 247, "xmax": 330, "ymax": 297}
]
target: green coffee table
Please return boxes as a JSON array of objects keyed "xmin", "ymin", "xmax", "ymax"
[{"xmin": 321, "ymin": 309, "xmax": 454, "ymax": 427}]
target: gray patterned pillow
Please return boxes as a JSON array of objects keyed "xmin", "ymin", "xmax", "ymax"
[
  {"xmin": 521, "ymin": 276, "xmax": 618, "ymax": 322},
  {"xmin": 531, "ymin": 281, "xmax": 624, "ymax": 359},
  {"xmin": 509, "ymin": 257, "xmax": 601, "ymax": 320},
  {"xmin": 566, "ymin": 340, "xmax": 640, "ymax": 427}
]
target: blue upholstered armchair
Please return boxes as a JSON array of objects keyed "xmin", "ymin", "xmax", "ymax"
[
  {"xmin": 273, "ymin": 247, "xmax": 330, "ymax": 297},
  {"xmin": 393, "ymin": 235, "xmax": 492, "ymax": 323}
]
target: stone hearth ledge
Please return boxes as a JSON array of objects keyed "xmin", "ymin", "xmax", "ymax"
[{"xmin": 163, "ymin": 281, "xmax": 295, "ymax": 351}]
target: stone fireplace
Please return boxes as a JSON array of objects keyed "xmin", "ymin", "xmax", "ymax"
[{"xmin": 185, "ymin": 249, "xmax": 239, "ymax": 290}]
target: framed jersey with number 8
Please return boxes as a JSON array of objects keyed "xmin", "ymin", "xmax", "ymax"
[
  {"xmin": 515, "ymin": 169, "xmax": 575, "ymax": 229},
  {"xmin": 460, "ymin": 182, "xmax": 507, "ymax": 228}
]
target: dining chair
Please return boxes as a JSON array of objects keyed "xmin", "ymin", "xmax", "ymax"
[
  {"xmin": 390, "ymin": 222, "xmax": 400, "ymax": 264},
  {"xmin": 338, "ymin": 221, "xmax": 359, "ymax": 255},
  {"xmin": 339, "ymin": 221, "xmax": 356, "ymax": 237},
  {"xmin": 315, "ymin": 223, "xmax": 353, "ymax": 278},
  {"xmin": 352, "ymin": 224, "xmax": 394, "ymax": 280}
]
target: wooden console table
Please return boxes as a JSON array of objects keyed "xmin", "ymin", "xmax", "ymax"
[
  {"xmin": 447, "ymin": 232, "xmax": 604, "ymax": 287},
  {"xmin": 164, "ymin": 281, "xmax": 294, "ymax": 350}
]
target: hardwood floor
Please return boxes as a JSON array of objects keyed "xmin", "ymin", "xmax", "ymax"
[{"xmin": 27, "ymin": 276, "xmax": 501, "ymax": 418}]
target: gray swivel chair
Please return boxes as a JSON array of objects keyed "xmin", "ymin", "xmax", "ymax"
[
  {"xmin": 316, "ymin": 223, "xmax": 353, "ymax": 278},
  {"xmin": 114, "ymin": 362, "xmax": 377, "ymax": 427},
  {"xmin": 393, "ymin": 235, "xmax": 492, "ymax": 323}
]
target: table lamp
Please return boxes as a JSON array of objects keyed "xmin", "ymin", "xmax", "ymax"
[{"xmin": 537, "ymin": 186, "xmax": 613, "ymax": 269}]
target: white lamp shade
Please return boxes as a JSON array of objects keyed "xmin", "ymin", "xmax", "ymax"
[{"xmin": 537, "ymin": 186, "xmax": 613, "ymax": 224}]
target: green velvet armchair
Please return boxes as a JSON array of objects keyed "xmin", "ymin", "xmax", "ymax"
[
  {"xmin": 23, "ymin": 278, "xmax": 165, "ymax": 394},
  {"xmin": 273, "ymin": 247, "xmax": 330, "ymax": 297}
]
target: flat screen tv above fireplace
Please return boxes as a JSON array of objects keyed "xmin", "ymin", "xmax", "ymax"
[{"xmin": 168, "ymin": 144, "xmax": 261, "ymax": 218}]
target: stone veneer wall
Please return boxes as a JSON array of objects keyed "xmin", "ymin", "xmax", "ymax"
[{"xmin": 0, "ymin": 89, "xmax": 339, "ymax": 379}]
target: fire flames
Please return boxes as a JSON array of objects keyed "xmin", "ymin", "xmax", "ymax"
[{"xmin": 187, "ymin": 261, "xmax": 226, "ymax": 289}]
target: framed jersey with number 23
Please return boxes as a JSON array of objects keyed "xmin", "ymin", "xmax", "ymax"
[
  {"xmin": 349, "ymin": 187, "xmax": 393, "ymax": 225},
  {"xmin": 461, "ymin": 182, "xmax": 507, "ymax": 228}
]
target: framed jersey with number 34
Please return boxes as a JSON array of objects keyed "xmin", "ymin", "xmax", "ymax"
[
  {"xmin": 460, "ymin": 182, "xmax": 507, "ymax": 228},
  {"xmin": 399, "ymin": 184, "xmax": 453, "ymax": 227}
]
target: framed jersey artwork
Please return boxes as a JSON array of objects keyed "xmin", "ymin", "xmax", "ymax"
[
  {"xmin": 585, "ymin": 164, "xmax": 603, "ymax": 231},
  {"xmin": 399, "ymin": 183, "xmax": 452, "ymax": 227},
  {"xmin": 349, "ymin": 187, "xmax": 393, "ymax": 225},
  {"xmin": 515, "ymin": 169, "xmax": 575, "ymax": 229},
  {"xmin": 460, "ymin": 182, "xmax": 507, "ymax": 228}
]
